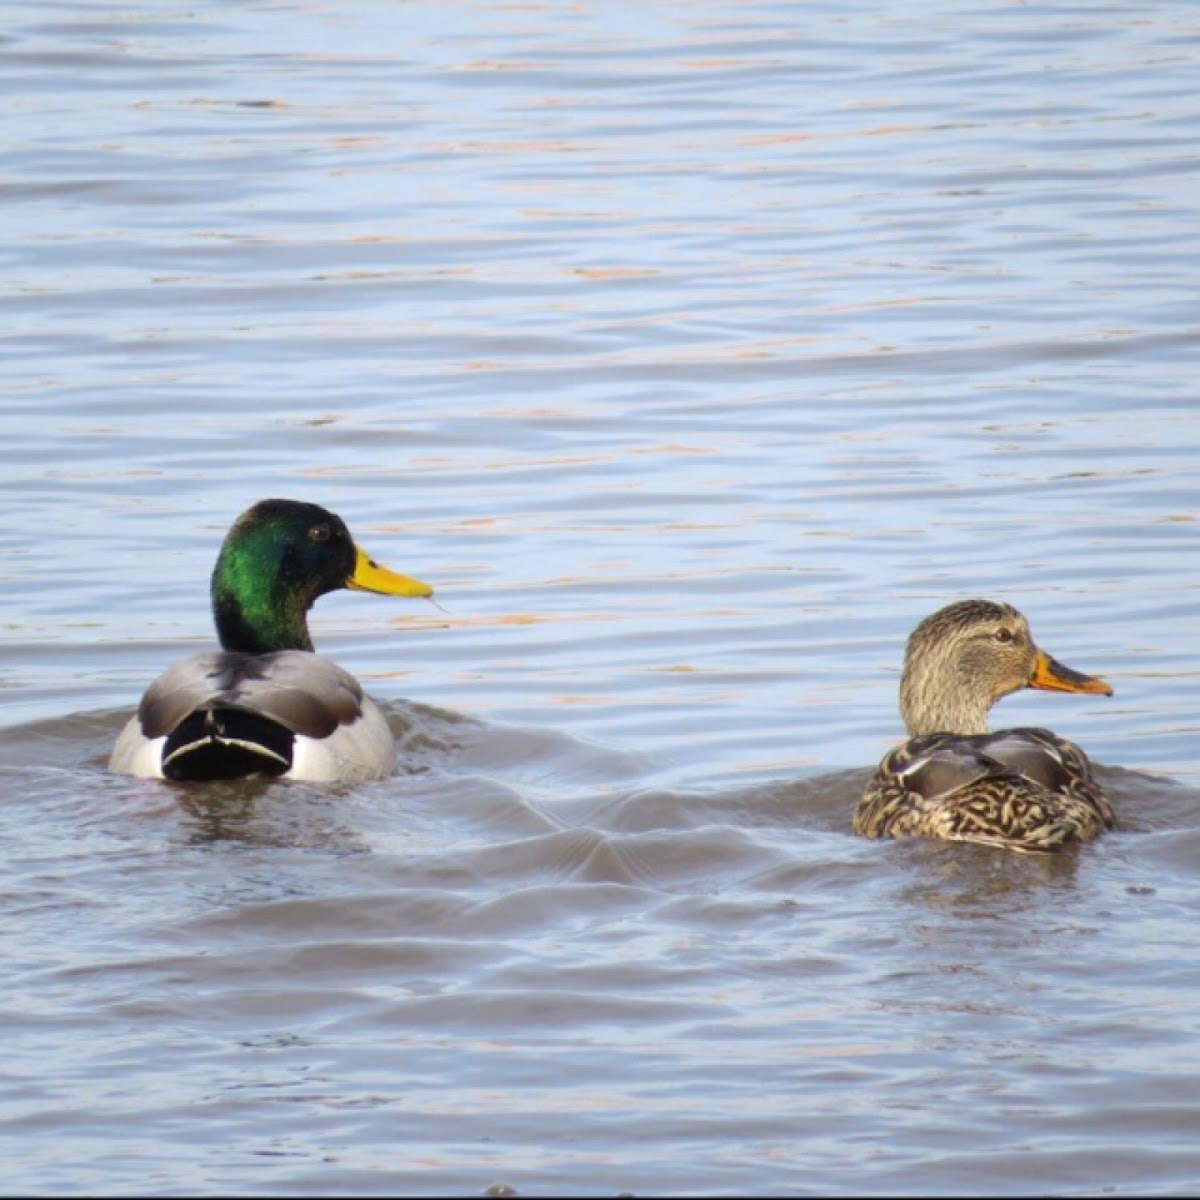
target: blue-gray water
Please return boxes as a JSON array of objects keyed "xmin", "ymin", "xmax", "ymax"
[{"xmin": 2, "ymin": 1, "xmax": 1199, "ymax": 1194}]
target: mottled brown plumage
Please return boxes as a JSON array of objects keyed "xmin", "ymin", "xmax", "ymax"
[{"xmin": 854, "ymin": 600, "xmax": 1114, "ymax": 852}]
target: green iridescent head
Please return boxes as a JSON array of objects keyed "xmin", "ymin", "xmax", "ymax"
[{"xmin": 210, "ymin": 499, "xmax": 432, "ymax": 654}]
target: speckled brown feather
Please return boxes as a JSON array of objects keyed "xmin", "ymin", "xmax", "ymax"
[{"xmin": 854, "ymin": 728, "xmax": 1114, "ymax": 853}]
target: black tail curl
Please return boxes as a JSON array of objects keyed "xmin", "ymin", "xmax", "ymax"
[{"xmin": 162, "ymin": 707, "xmax": 294, "ymax": 782}]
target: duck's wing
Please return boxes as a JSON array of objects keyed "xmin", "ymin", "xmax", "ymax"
[
  {"xmin": 110, "ymin": 651, "xmax": 393, "ymax": 782},
  {"xmin": 135, "ymin": 650, "xmax": 363, "ymax": 739},
  {"xmin": 853, "ymin": 734, "xmax": 995, "ymax": 837},
  {"xmin": 969, "ymin": 727, "xmax": 1105, "ymax": 793},
  {"xmin": 853, "ymin": 731, "xmax": 1113, "ymax": 851}
]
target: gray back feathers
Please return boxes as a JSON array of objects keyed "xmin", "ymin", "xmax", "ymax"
[{"xmin": 138, "ymin": 650, "xmax": 365, "ymax": 740}]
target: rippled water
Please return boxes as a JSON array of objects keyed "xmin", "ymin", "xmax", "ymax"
[{"xmin": 3, "ymin": 1, "xmax": 1200, "ymax": 1194}]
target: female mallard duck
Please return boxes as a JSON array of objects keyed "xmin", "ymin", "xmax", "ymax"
[
  {"xmin": 853, "ymin": 599, "xmax": 1115, "ymax": 852},
  {"xmin": 109, "ymin": 498, "xmax": 434, "ymax": 784}
]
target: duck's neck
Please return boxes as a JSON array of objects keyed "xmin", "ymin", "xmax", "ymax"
[
  {"xmin": 211, "ymin": 551, "xmax": 315, "ymax": 655},
  {"xmin": 898, "ymin": 653, "xmax": 993, "ymax": 737}
]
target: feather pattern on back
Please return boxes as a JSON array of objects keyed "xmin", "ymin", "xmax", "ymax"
[
  {"xmin": 853, "ymin": 728, "xmax": 1115, "ymax": 852},
  {"xmin": 136, "ymin": 651, "xmax": 365, "ymax": 740},
  {"xmin": 110, "ymin": 650, "xmax": 397, "ymax": 783}
]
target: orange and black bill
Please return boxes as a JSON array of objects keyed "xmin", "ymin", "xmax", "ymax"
[{"xmin": 1028, "ymin": 649, "xmax": 1113, "ymax": 696}]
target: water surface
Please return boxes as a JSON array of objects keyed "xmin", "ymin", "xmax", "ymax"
[{"xmin": 2, "ymin": 1, "xmax": 1199, "ymax": 1194}]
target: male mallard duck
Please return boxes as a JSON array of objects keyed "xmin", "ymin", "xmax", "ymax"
[
  {"xmin": 853, "ymin": 599, "xmax": 1115, "ymax": 852},
  {"xmin": 109, "ymin": 498, "xmax": 434, "ymax": 784}
]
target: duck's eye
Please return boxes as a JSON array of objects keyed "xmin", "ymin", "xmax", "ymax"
[
  {"xmin": 308, "ymin": 523, "xmax": 331, "ymax": 543},
  {"xmin": 994, "ymin": 628, "xmax": 1015, "ymax": 644}
]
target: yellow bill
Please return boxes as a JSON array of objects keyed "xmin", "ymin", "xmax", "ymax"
[{"xmin": 347, "ymin": 546, "xmax": 434, "ymax": 598}]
